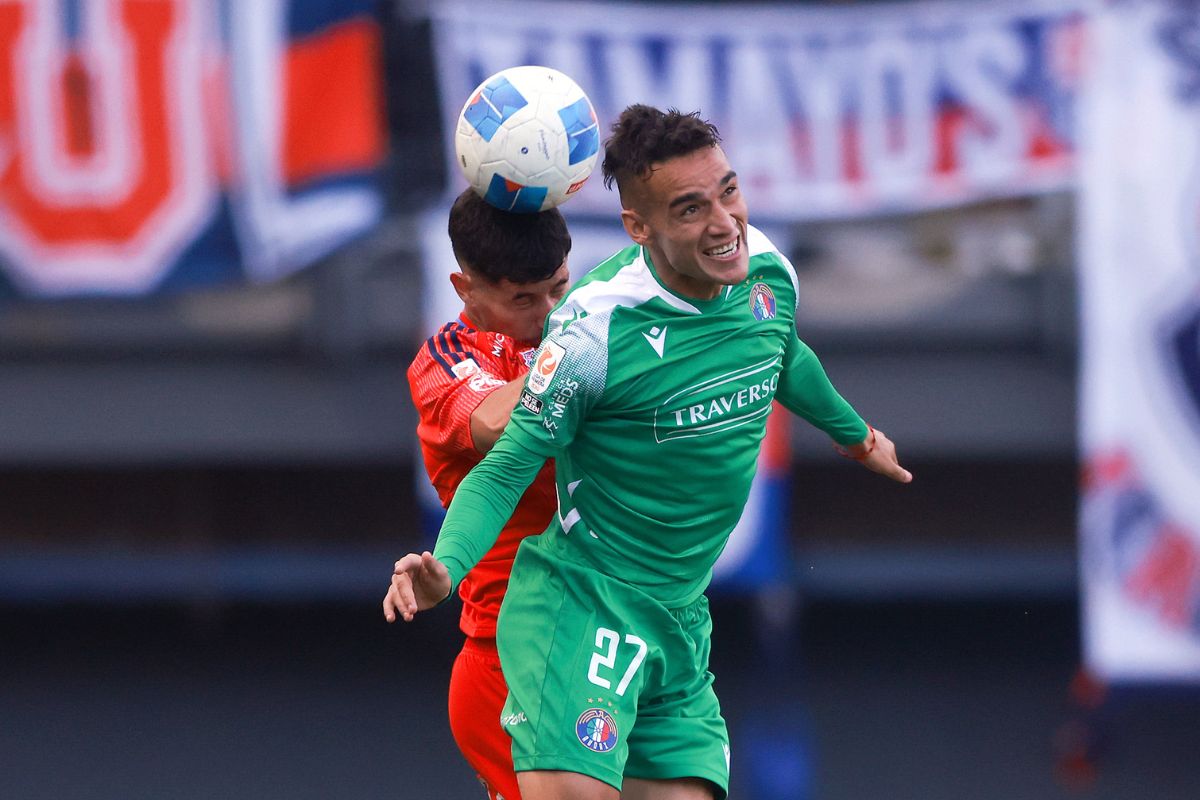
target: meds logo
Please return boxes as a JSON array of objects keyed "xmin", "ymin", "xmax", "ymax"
[{"xmin": 576, "ymin": 708, "xmax": 618, "ymax": 753}]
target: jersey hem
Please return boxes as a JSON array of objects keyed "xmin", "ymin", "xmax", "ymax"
[
  {"xmin": 512, "ymin": 755, "xmax": 623, "ymax": 792},
  {"xmin": 536, "ymin": 528, "xmax": 710, "ymax": 610},
  {"xmin": 623, "ymin": 766, "xmax": 729, "ymax": 800}
]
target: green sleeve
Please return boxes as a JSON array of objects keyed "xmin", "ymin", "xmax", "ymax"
[
  {"xmin": 431, "ymin": 430, "xmax": 548, "ymax": 593},
  {"xmin": 776, "ymin": 328, "xmax": 869, "ymax": 446}
]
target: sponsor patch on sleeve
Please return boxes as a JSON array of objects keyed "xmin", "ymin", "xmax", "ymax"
[
  {"xmin": 450, "ymin": 357, "xmax": 481, "ymax": 379},
  {"xmin": 519, "ymin": 390, "xmax": 544, "ymax": 414},
  {"xmin": 468, "ymin": 372, "xmax": 506, "ymax": 392},
  {"xmin": 528, "ymin": 341, "xmax": 565, "ymax": 395}
]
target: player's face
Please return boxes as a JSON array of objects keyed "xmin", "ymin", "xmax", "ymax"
[
  {"xmin": 458, "ymin": 262, "xmax": 570, "ymax": 346},
  {"xmin": 622, "ymin": 145, "xmax": 749, "ymax": 300}
]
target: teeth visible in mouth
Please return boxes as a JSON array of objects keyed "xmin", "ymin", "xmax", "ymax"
[{"xmin": 705, "ymin": 238, "xmax": 739, "ymax": 257}]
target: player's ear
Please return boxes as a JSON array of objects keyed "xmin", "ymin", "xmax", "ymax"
[
  {"xmin": 449, "ymin": 270, "xmax": 471, "ymax": 303},
  {"xmin": 621, "ymin": 209, "xmax": 649, "ymax": 245}
]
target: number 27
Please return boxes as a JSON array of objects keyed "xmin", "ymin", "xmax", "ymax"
[{"xmin": 587, "ymin": 628, "xmax": 647, "ymax": 697}]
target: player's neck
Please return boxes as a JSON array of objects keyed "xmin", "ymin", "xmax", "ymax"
[{"xmin": 645, "ymin": 246, "xmax": 722, "ymax": 301}]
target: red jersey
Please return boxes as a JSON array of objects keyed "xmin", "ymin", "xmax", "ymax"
[{"xmin": 407, "ymin": 313, "xmax": 556, "ymax": 638}]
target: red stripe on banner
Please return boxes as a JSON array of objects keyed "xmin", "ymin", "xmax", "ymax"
[
  {"xmin": 1023, "ymin": 104, "xmax": 1069, "ymax": 162},
  {"xmin": 934, "ymin": 105, "xmax": 969, "ymax": 175},
  {"xmin": 0, "ymin": 5, "xmax": 25, "ymax": 157},
  {"xmin": 841, "ymin": 113, "xmax": 862, "ymax": 184},
  {"xmin": 1125, "ymin": 526, "xmax": 1200, "ymax": 628},
  {"xmin": 1081, "ymin": 451, "xmax": 1130, "ymax": 490},
  {"xmin": 282, "ymin": 18, "xmax": 385, "ymax": 187},
  {"xmin": 61, "ymin": 53, "xmax": 95, "ymax": 158}
]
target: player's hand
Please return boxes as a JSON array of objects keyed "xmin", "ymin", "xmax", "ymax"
[
  {"xmin": 382, "ymin": 551, "xmax": 451, "ymax": 623},
  {"xmin": 838, "ymin": 427, "xmax": 912, "ymax": 484}
]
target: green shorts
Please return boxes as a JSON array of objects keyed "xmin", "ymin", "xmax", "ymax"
[{"xmin": 496, "ymin": 535, "xmax": 730, "ymax": 798}]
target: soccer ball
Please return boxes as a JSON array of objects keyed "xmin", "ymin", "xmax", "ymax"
[{"xmin": 455, "ymin": 66, "xmax": 600, "ymax": 213}]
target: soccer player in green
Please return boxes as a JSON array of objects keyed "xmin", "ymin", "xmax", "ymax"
[{"xmin": 390, "ymin": 105, "xmax": 912, "ymax": 800}]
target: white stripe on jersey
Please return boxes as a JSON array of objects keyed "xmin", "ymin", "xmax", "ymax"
[
  {"xmin": 745, "ymin": 224, "xmax": 799, "ymax": 313},
  {"xmin": 549, "ymin": 248, "xmax": 699, "ymax": 334}
]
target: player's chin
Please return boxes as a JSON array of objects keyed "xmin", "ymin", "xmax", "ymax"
[
  {"xmin": 510, "ymin": 324, "xmax": 542, "ymax": 347},
  {"xmin": 702, "ymin": 255, "xmax": 749, "ymax": 286},
  {"xmin": 698, "ymin": 241, "xmax": 748, "ymax": 284}
]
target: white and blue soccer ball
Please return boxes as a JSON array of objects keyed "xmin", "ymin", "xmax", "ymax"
[{"xmin": 454, "ymin": 65, "xmax": 600, "ymax": 213}]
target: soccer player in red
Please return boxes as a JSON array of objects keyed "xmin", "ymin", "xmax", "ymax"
[{"xmin": 384, "ymin": 189, "xmax": 571, "ymax": 800}]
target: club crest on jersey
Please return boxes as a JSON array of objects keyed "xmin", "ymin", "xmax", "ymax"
[
  {"xmin": 529, "ymin": 342, "xmax": 565, "ymax": 395},
  {"xmin": 576, "ymin": 708, "xmax": 618, "ymax": 753},
  {"xmin": 749, "ymin": 283, "xmax": 776, "ymax": 321}
]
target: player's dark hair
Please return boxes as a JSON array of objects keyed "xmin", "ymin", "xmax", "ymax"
[
  {"xmin": 601, "ymin": 105, "xmax": 722, "ymax": 192},
  {"xmin": 448, "ymin": 189, "xmax": 571, "ymax": 284}
]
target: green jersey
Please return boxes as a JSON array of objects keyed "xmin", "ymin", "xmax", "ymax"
[{"xmin": 434, "ymin": 225, "xmax": 867, "ymax": 608}]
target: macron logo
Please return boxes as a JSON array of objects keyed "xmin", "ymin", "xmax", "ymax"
[{"xmin": 642, "ymin": 326, "xmax": 667, "ymax": 358}]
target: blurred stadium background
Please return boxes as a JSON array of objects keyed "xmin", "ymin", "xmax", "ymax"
[{"xmin": 2, "ymin": 0, "xmax": 1198, "ymax": 798}]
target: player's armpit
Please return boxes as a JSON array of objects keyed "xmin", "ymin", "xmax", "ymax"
[{"xmin": 408, "ymin": 340, "xmax": 509, "ymax": 455}]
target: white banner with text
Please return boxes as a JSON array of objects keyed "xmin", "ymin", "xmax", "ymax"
[
  {"xmin": 431, "ymin": 0, "xmax": 1086, "ymax": 221},
  {"xmin": 1078, "ymin": 0, "xmax": 1200, "ymax": 682}
]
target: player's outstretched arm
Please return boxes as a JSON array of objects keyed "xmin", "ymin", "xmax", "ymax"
[
  {"xmin": 836, "ymin": 426, "xmax": 912, "ymax": 483},
  {"xmin": 384, "ymin": 429, "xmax": 549, "ymax": 626},
  {"xmin": 382, "ymin": 551, "xmax": 451, "ymax": 623}
]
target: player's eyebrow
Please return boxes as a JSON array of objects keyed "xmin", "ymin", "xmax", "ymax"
[
  {"xmin": 667, "ymin": 171, "xmax": 737, "ymax": 210},
  {"xmin": 512, "ymin": 275, "xmax": 567, "ymax": 301},
  {"xmin": 668, "ymin": 191, "xmax": 703, "ymax": 211}
]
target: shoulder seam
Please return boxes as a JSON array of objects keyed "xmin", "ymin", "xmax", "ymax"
[
  {"xmin": 746, "ymin": 225, "xmax": 799, "ymax": 314},
  {"xmin": 550, "ymin": 248, "xmax": 701, "ymax": 332}
]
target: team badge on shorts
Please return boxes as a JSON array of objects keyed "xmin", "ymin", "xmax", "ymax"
[
  {"xmin": 749, "ymin": 282, "xmax": 776, "ymax": 321},
  {"xmin": 575, "ymin": 708, "xmax": 618, "ymax": 753}
]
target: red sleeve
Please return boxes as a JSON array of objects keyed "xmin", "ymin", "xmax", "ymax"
[
  {"xmin": 407, "ymin": 323, "xmax": 510, "ymax": 456},
  {"xmin": 408, "ymin": 321, "xmax": 552, "ymax": 639}
]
